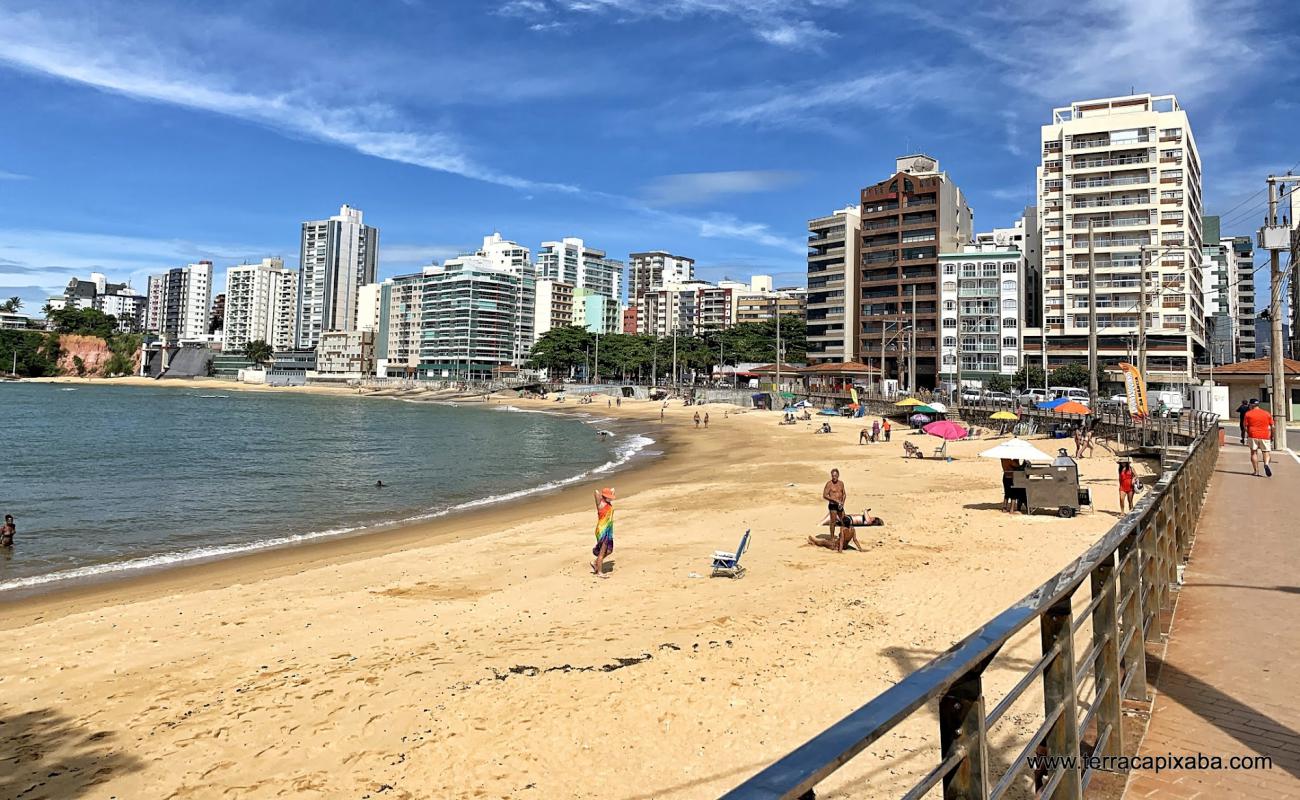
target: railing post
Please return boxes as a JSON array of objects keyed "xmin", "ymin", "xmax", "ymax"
[
  {"xmin": 1119, "ymin": 531, "xmax": 1149, "ymax": 700},
  {"xmin": 1140, "ymin": 516, "xmax": 1162, "ymax": 642},
  {"xmin": 1041, "ymin": 599, "xmax": 1083, "ymax": 799},
  {"xmin": 1090, "ymin": 555, "xmax": 1124, "ymax": 760},
  {"xmin": 939, "ymin": 666, "xmax": 990, "ymax": 800}
]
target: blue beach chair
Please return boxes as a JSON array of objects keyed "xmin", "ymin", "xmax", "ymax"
[{"xmin": 711, "ymin": 530, "xmax": 751, "ymax": 578}]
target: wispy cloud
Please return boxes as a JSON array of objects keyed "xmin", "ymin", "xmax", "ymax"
[
  {"xmin": 0, "ymin": 169, "xmax": 30, "ymax": 180},
  {"xmin": 379, "ymin": 243, "xmax": 471, "ymax": 271},
  {"xmin": 0, "ymin": 10, "xmax": 576, "ymax": 194},
  {"xmin": 641, "ymin": 170, "xmax": 802, "ymax": 206},
  {"xmin": 496, "ymin": 0, "xmax": 848, "ymax": 49}
]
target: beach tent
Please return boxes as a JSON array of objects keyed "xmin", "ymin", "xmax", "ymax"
[
  {"xmin": 895, "ymin": 397, "xmax": 926, "ymax": 407},
  {"xmin": 979, "ymin": 438, "xmax": 1054, "ymax": 462}
]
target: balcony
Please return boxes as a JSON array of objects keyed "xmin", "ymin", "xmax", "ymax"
[
  {"xmin": 1069, "ymin": 195, "xmax": 1151, "ymax": 209},
  {"xmin": 861, "ymin": 220, "xmax": 897, "ymax": 231},
  {"xmin": 1069, "ymin": 155, "xmax": 1150, "ymax": 170},
  {"xmin": 1069, "ymin": 216, "xmax": 1150, "ymax": 230},
  {"xmin": 1070, "ymin": 135, "xmax": 1150, "ymax": 151},
  {"xmin": 1070, "ymin": 175, "xmax": 1151, "ymax": 189}
]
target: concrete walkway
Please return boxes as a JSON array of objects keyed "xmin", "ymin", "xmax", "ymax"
[{"xmin": 1125, "ymin": 438, "xmax": 1300, "ymax": 798}]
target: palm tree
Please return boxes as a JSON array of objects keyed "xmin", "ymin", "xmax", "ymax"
[
  {"xmin": 242, "ymin": 339, "xmax": 273, "ymax": 368},
  {"xmin": 0, "ymin": 296, "xmax": 20, "ymax": 313}
]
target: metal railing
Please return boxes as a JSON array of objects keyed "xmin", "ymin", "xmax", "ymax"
[{"xmin": 725, "ymin": 413, "xmax": 1219, "ymax": 800}]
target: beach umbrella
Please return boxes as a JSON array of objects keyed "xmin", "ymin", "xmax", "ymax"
[
  {"xmin": 923, "ymin": 420, "xmax": 968, "ymax": 440},
  {"xmin": 990, "ymin": 410, "xmax": 1019, "ymax": 421},
  {"xmin": 979, "ymin": 438, "xmax": 1054, "ymax": 462},
  {"xmin": 895, "ymin": 397, "xmax": 925, "ymax": 407},
  {"xmin": 1054, "ymin": 400, "xmax": 1092, "ymax": 415},
  {"xmin": 912, "ymin": 404, "xmax": 939, "ymax": 414},
  {"xmin": 818, "ymin": 407, "xmax": 840, "ymax": 416},
  {"xmin": 1036, "ymin": 397, "xmax": 1067, "ymax": 410},
  {"xmin": 909, "ymin": 413, "xmax": 932, "ymax": 423},
  {"xmin": 927, "ymin": 401, "xmax": 948, "ymax": 413}
]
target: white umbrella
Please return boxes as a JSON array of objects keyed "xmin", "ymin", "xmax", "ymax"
[
  {"xmin": 927, "ymin": 401, "xmax": 948, "ymax": 413},
  {"xmin": 979, "ymin": 438, "xmax": 1054, "ymax": 463}
]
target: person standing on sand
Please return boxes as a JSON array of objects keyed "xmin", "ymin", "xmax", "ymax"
[
  {"xmin": 1118, "ymin": 460, "xmax": 1136, "ymax": 512},
  {"xmin": 693, "ymin": 411, "xmax": 701, "ymax": 428},
  {"xmin": 703, "ymin": 412, "xmax": 709, "ymax": 429},
  {"xmin": 592, "ymin": 488, "xmax": 615, "ymax": 576},
  {"xmin": 882, "ymin": 419, "xmax": 891, "ymax": 442},
  {"xmin": 871, "ymin": 419, "xmax": 880, "ymax": 443},
  {"xmin": 1, "ymin": 514, "xmax": 14, "ymax": 547},
  {"xmin": 660, "ymin": 407, "xmax": 665, "ymax": 421},
  {"xmin": 822, "ymin": 469, "xmax": 847, "ymax": 545}
]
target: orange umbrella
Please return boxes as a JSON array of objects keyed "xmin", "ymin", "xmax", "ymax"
[{"xmin": 1054, "ymin": 400, "xmax": 1092, "ymax": 415}]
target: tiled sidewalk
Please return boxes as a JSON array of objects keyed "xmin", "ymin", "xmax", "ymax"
[{"xmin": 1125, "ymin": 441, "xmax": 1300, "ymax": 798}]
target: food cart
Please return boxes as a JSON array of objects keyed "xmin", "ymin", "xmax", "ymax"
[{"xmin": 1010, "ymin": 460, "xmax": 1090, "ymax": 517}]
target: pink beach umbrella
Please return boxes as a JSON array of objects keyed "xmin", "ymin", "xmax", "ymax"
[{"xmin": 923, "ymin": 420, "xmax": 969, "ymax": 441}]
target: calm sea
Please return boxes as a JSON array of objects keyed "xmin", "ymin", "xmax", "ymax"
[{"xmin": 0, "ymin": 383, "xmax": 648, "ymax": 592}]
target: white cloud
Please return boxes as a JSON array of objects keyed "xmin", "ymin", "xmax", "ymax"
[
  {"xmin": 0, "ymin": 169, "xmax": 30, "ymax": 180},
  {"xmin": 379, "ymin": 243, "xmax": 471, "ymax": 270},
  {"xmin": 641, "ymin": 170, "xmax": 802, "ymax": 206},
  {"xmin": 694, "ymin": 213, "xmax": 803, "ymax": 254},
  {"xmin": 497, "ymin": 0, "xmax": 848, "ymax": 48},
  {"xmin": 0, "ymin": 10, "xmax": 576, "ymax": 193}
]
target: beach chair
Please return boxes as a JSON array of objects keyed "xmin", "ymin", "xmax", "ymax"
[{"xmin": 711, "ymin": 530, "xmax": 750, "ymax": 578}]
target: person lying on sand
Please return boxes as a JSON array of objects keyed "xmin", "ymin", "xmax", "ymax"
[{"xmin": 808, "ymin": 521, "xmax": 859, "ymax": 552}]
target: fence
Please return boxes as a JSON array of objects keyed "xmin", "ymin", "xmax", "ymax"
[{"xmin": 724, "ymin": 417, "xmax": 1220, "ymax": 799}]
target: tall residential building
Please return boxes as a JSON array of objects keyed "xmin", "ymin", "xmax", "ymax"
[
  {"xmin": 1036, "ymin": 93, "xmax": 1204, "ymax": 384},
  {"xmin": 807, "ymin": 206, "xmax": 863, "ymax": 363},
  {"xmin": 629, "ymin": 251, "xmax": 694, "ymax": 303},
  {"xmin": 939, "ymin": 243, "xmax": 1025, "ymax": 387},
  {"xmin": 637, "ymin": 280, "xmax": 711, "ymax": 337},
  {"xmin": 222, "ymin": 258, "xmax": 298, "ymax": 353},
  {"xmin": 1231, "ymin": 236, "xmax": 1257, "ymax": 360},
  {"xmin": 47, "ymin": 272, "xmax": 146, "ymax": 331},
  {"xmin": 536, "ymin": 238, "xmax": 623, "ymax": 305},
  {"xmin": 146, "ymin": 275, "xmax": 164, "ymax": 332},
  {"xmin": 574, "ymin": 287, "xmax": 621, "ymax": 334},
  {"xmin": 1199, "ymin": 216, "xmax": 1238, "ymax": 364},
  {"xmin": 857, "ymin": 155, "xmax": 973, "ymax": 388},
  {"xmin": 356, "ymin": 282, "xmax": 382, "ymax": 333},
  {"xmin": 419, "ymin": 253, "xmax": 534, "ymax": 380},
  {"xmin": 157, "ymin": 261, "xmax": 214, "ymax": 342},
  {"xmin": 376, "ymin": 273, "xmax": 424, "ymax": 378},
  {"xmin": 534, "ymin": 279, "xmax": 576, "ymax": 339},
  {"xmin": 295, "ymin": 204, "xmax": 379, "ymax": 350}
]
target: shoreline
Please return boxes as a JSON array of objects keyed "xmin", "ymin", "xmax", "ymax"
[{"xmin": 0, "ymin": 385, "xmax": 668, "ymax": 617}]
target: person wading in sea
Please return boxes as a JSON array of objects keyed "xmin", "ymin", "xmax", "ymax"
[
  {"xmin": 591, "ymin": 488, "xmax": 616, "ymax": 577},
  {"xmin": 1, "ymin": 514, "xmax": 15, "ymax": 547}
]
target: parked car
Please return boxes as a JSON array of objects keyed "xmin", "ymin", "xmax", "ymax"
[
  {"xmin": 960, "ymin": 388, "xmax": 984, "ymax": 402},
  {"xmin": 1049, "ymin": 387, "xmax": 1091, "ymax": 406},
  {"xmin": 985, "ymin": 391, "xmax": 1015, "ymax": 405},
  {"xmin": 1018, "ymin": 388, "xmax": 1054, "ymax": 407}
]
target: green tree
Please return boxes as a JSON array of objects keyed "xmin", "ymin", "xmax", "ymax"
[
  {"xmin": 527, "ymin": 325, "xmax": 593, "ymax": 379},
  {"xmin": 1049, "ymin": 363, "xmax": 1091, "ymax": 388},
  {"xmin": 0, "ymin": 329, "xmax": 62, "ymax": 377},
  {"xmin": 242, "ymin": 339, "xmax": 274, "ymax": 368},
  {"xmin": 47, "ymin": 307, "xmax": 118, "ymax": 338},
  {"xmin": 72, "ymin": 355, "xmax": 86, "ymax": 377},
  {"xmin": 986, "ymin": 374, "xmax": 1014, "ymax": 394},
  {"xmin": 1012, "ymin": 364, "xmax": 1046, "ymax": 391},
  {"xmin": 103, "ymin": 333, "xmax": 142, "ymax": 376},
  {"xmin": 0, "ymin": 296, "xmax": 21, "ymax": 313}
]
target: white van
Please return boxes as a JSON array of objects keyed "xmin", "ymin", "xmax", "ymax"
[
  {"xmin": 1050, "ymin": 387, "xmax": 1090, "ymax": 406},
  {"xmin": 1151, "ymin": 390, "xmax": 1184, "ymax": 416},
  {"xmin": 1018, "ymin": 388, "xmax": 1053, "ymax": 406}
]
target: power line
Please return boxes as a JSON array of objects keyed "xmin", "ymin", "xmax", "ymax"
[{"xmin": 1217, "ymin": 160, "xmax": 1300, "ymax": 231}]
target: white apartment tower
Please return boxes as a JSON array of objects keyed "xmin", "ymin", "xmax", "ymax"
[
  {"xmin": 536, "ymin": 238, "xmax": 623, "ymax": 304},
  {"xmin": 629, "ymin": 251, "xmax": 694, "ymax": 302},
  {"xmin": 295, "ymin": 204, "xmax": 379, "ymax": 350},
  {"xmin": 156, "ymin": 261, "xmax": 214, "ymax": 342},
  {"xmin": 1037, "ymin": 93, "xmax": 1204, "ymax": 384},
  {"xmin": 222, "ymin": 258, "xmax": 299, "ymax": 353}
]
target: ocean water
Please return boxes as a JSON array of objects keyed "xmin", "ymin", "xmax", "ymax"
[{"xmin": 0, "ymin": 383, "xmax": 649, "ymax": 592}]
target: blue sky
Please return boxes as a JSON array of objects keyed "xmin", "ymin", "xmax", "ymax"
[{"xmin": 1, "ymin": 0, "xmax": 1297, "ymax": 313}]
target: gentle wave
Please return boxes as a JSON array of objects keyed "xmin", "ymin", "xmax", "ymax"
[{"xmin": 0, "ymin": 430, "xmax": 656, "ymax": 593}]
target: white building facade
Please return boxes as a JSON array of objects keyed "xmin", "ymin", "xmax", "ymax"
[
  {"xmin": 222, "ymin": 258, "xmax": 298, "ymax": 354},
  {"xmin": 938, "ymin": 245, "xmax": 1024, "ymax": 387},
  {"xmin": 154, "ymin": 261, "xmax": 214, "ymax": 343},
  {"xmin": 1036, "ymin": 93, "xmax": 1205, "ymax": 384},
  {"xmin": 295, "ymin": 204, "xmax": 378, "ymax": 350},
  {"xmin": 376, "ymin": 273, "xmax": 424, "ymax": 378}
]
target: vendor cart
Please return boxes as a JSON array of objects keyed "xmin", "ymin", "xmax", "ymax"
[{"xmin": 1010, "ymin": 462, "xmax": 1090, "ymax": 518}]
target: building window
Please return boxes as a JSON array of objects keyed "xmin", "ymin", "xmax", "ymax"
[
  {"xmin": 942, "ymin": 318, "xmax": 957, "ymax": 329},
  {"xmin": 1003, "ymin": 336, "xmax": 1017, "ymax": 348},
  {"xmin": 943, "ymin": 354, "xmax": 956, "ymax": 365},
  {"xmin": 942, "ymin": 280, "xmax": 957, "ymax": 291},
  {"xmin": 1002, "ymin": 280, "xmax": 1016, "ymax": 291},
  {"xmin": 1003, "ymin": 317, "xmax": 1018, "ymax": 329},
  {"xmin": 1003, "ymin": 355, "xmax": 1018, "ymax": 367},
  {"xmin": 943, "ymin": 336, "xmax": 957, "ymax": 347},
  {"xmin": 1002, "ymin": 262, "xmax": 1017, "ymax": 273},
  {"xmin": 943, "ymin": 300, "xmax": 956, "ymax": 311},
  {"xmin": 1002, "ymin": 298, "xmax": 1017, "ymax": 310},
  {"xmin": 943, "ymin": 263, "xmax": 956, "ymax": 275}
]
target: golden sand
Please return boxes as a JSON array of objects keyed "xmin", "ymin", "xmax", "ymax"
[{"xmin": 0, "ymin": 388, "xmax": 1146, "ymax": 799}]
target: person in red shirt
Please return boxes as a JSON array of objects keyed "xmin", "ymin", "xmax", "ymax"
[
  {"xmin": 1242, "ymin": 399, "xmax": 1275, "ymax": 478},
  {"xmin": 1117, "ymin": 460, "xmax": 1137, "ymax": 513}
]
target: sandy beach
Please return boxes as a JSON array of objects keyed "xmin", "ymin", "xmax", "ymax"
[{"xmin": 0, "ymin": 386, "xmax": 1148, "ymax": 799}]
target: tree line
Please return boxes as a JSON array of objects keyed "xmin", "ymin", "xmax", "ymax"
[{"xmin": 526, "ymin": 316, "xmax": 807, "ymax": 382}]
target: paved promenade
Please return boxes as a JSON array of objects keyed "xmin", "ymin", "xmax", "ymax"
[{"xmin": 1125, "ymin": 437, "xmax": 1300, "ymax": 799}]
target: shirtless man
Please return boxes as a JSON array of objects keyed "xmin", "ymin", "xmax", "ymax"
[
  {"xmin": 820, "ymin": 469, "xmax": 847, "ymax": 548},
  {"xmin": 1, "ymin": 514, "xmax": 14, "ymax": 547}
]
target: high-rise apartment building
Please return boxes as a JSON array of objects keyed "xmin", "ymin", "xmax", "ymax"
[
  {"xmin": 534, "ymin": 279, "xmax": 576, "ymax": 339},
  {"xmin": 156, "ymin": 261, "xmax": 214, "ymax": 342},
  {"xmin": 1036, "ymin": 93, "xmax": 1204, "ymax": 383},
  {"xmin": 1231, "ymin": 236, "xmax": 1257, "ymax": 360},
  {"xmin": 536, "ymin": 238, "xmax": 623, "ymax": 306},
  {"xmin": 857, "ymin": 155, "xmax": 973, "ymax": 388},
  {"xmin": 222, "ymin": 258, "xmax": 298, "ymax": 353},
  {"xmin": 375, "ymin": 273, "xmax": 424, "ymax": 378},
  {"xmin": 47, "ymin": 272, "xmax": 146, "ymax": 332},
  {"xmin": 356, "ymin": 282, "xmax": 382, "ymax": 333},
  {"xmin": 146, "ymin": 275, "xmax": 164, "ymax": 333},
  {"xmin": 628, "ymin": 251, "xmax": 694, "ymax": 303},
  {"xmin": 295, "ymin": 204, "xmax": 378, "ymax": 350},
  {"xmin": 938, "ymin": 243, "xmax": 1025, "ymax": 387},
  {"xmin": 1199, "ymin": 216, "xmax": 1238, "ymax": 364},
  {"xmin": 807, "ymin": 206, "xmax": 863, "ymax": 363}
]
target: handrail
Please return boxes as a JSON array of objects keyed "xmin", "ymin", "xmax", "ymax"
[{"xmin": 723, "ymin": 410, "xmax": 1220, "ymax": 799}]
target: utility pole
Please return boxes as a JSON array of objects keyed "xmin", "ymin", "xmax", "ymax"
[
  {"xmin": 672, "ymin": 327, "xmax": 678, "ymax": 393},
  {"xmin": 1262, "ymin": 176, "xmax": 1293, "ymax": 445},
  {"xmin": 954, "ymin": 272, "xmax": 962, "ymax": 397},
  {"xmin": 593, "ymin": 330, "xmax": 599, "ymax": 385},
  {"xmin": 909, "ymin": 284, "xmax": 917, "ymax": 393},
  {"xmin": 1088, "ymin": 220, "xmax": 1099, "ymax": 405},
  {"xmin": 1138, "ymin": 246, "xmax": 1149, "ymax": 386},
  {"xmin": 775, "ymin": 314, "xmax": 783, "ymax": 399}
]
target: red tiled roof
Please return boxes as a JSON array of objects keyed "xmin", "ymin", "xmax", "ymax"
[
  {"xmin": 1211, "ymin": 357, "xmax": 1300, "ymax": 376},
  {"xmin": 798, "ymin": 360, "xmax": 880, "ymax": 374}
]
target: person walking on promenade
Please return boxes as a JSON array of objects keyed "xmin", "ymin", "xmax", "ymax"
[
  {"xmin": 882, "ymin": 418, "xmax": 891, "ymax": 442},
  {"xmin": 591, "ymin": 488, "xmax": 615, "ymax": 576},
  {"xmin": 1118, "ymin": 460, "xmax": 1136, "ymax": 513},
  {"xmin": 1, "ymin": 514, "xmax": 14, "ymax": 547},
  {"xmin": 1242, "ymin": 399, "xmax": 1276, "ymax": 477},
  {"xmin": 1235, "ymin": 399, "xmax": 1251, "ymax": 445}
]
